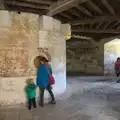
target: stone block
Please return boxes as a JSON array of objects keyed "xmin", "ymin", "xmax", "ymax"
[
  {"xmin": 0, "ymin": 10, "xmax": 11, "ymax": 38},
  {"xmin": 61, "ymin": 24, "xmax": 71, "ymax": 40},
  {"xmin": 39, "ymin": 30, "xmax": 49, "ymax": 47},
  {"xmin": 40, "ymin": 15, "xmax": 53, "ymax": 31},
  {"xmin": 0, "ymin": 10, "xmax": 11, "ymax": 28},
  {"xmin": 53, "ymin": 18, "xmax": 61, "ymax": 31},
  {"xmin": 0, "ymin": 28, "xmax": 10, "ymax": 38},
  {"xmin": 28, "ymin": 13, "xmax": 39, "ymax": 23}
]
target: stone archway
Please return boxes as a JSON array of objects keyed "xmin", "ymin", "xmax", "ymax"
[
  {"xmin": 104, "ymin": 38, "xmax": 120, "ymax": 76},
  {"xmin": 99, "ymin": 35, "xmax": 120, "ymax": 76}
]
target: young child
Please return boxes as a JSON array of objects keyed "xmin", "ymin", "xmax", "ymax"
[{"xmin": 26, "ymin": 78, "xmax": 37, "ymax": 111}]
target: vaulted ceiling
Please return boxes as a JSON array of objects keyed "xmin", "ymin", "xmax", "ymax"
[{"xmin": 2, "ymin": 0, "xmax": 120, "ymax": 40}]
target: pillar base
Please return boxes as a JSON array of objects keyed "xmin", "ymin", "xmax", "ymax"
[{"xmin": 0, "ymin": 71, "xmax": 66, "ymax": 107}]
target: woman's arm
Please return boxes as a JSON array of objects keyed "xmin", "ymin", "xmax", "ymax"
[{"xmin": 49, "ymin": 66, "xmax": 52, "ymax": 75}]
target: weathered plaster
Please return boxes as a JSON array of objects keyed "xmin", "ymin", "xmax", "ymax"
[{"xmin": 0, "ymin": 12, "xmax": 68, "ymax": 106}]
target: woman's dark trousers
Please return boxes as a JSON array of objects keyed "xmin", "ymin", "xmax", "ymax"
[
  {"xmin": 116, "ymin": 72, "xmax": 120, "ymax": 83},
  {"xmin": 39, "ymin": 85, "xmax": 55, "ymax": 106}
]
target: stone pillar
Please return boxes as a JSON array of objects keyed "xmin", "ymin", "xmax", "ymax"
[
  {"xmin": 39, "ymin": 15, "xmax": 69, "ymax": 96},
  {"xmin": 0, "ymin": 13, "xmax": 70, "ymax": 106},
  {"xmin": 0, "ymin": 12, "xmax": 39, "ymax": 106}
]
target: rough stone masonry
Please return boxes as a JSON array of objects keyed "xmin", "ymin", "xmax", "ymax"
[{"xmin": 0, "ymin": 11, "xmax": 70, "ymax": 106}]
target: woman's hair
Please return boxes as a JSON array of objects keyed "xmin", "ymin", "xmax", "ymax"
[
  {"xmin": 35, "ymin": 56, "xmax": 42, "ymax": 61},
  {"xmin": 117, "ymin": 57, "xmax": 120, "ymax": 62},
  {"xmin": 40, "ymin": 56, "xmax": 49, "ymax": 63}
]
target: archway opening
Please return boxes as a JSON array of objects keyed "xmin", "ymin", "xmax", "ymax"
[{"xmin": 104, "ymin": 38, "xmax": 120, "ymax": 76}]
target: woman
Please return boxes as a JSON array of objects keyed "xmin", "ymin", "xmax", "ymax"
[
  {"xmin": 36, "ymin": 56, "xmax": 56, "ymax": 107},
  {"xmin": 115, "ymin": 57, "xmax": 120, "ymax": 83},
  {"xmin": 115, "ymin": 57, "xmax": 120, "ymax": 76}
]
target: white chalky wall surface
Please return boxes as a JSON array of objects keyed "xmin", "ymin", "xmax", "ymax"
[
  {"xmin": 104, "ymin": 40, "xmax": 120, "ymax": 75},
  {"xmin": 0, "ymin": 11, "xmax": 67, "ymax": 106}
]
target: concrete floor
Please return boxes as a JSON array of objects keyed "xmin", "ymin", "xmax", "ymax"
[{"xmin": 0, "ymin": 77, "xmax": 120, "ymax": 120}]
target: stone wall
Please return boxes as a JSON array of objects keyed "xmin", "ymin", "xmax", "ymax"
[
  {"xmin": 67, "ymin": 39, "xmax": 104, "ymax": 76},
  {"xmin": 66, "ymin": 37, "xmax": 120, "ymax": 76},
  {"xmin": 0, "ymin": 11, "xmax": 68, "ymax": 106}
]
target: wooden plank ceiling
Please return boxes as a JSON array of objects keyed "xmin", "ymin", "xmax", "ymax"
[{"xmin": 3, "ymin": 0, "xmax": 120, "ymax": 40}]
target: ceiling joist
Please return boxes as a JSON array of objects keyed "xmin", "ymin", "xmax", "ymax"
[
  {"xmin": 68, "ymin": 9, "xmax": 82, "ymax": 18},
  {"xmin": 86, "ymin": 1, "xmax": 103, "ymax": 15},
  {"xmin": 103, "ymin": 21, "xmax": 111, "ymax": 29},
  {"xmin": 111, "ymin": 21, "xmax": 120, "ymax": 28},
  {"xmin": 89, "ymin": 23, "xmax": 94, "ymax": 28},
  {"xmin": 12, "ymin": 0, "xmax": 52, "ymax": 5},
  {"xmin": 71, "ymin": 15, "xmax": 120, "ymax": 25},
  {"xmin": 60, "ymin": 12, "xmax": 72, "ymax": 19},
  {"xmin": 116, "ymin": 26, "xmax": 120, "ymax": 30},
  {"xmin": 47, "ymin": 0, "xmax": 89, "ymax": 16},
  {"xmin": 76, "ymin": 5, "xmax": 92, "ymax": 17},
  {"xmin": 5, "ymin": 0, "xmax": 49, "ymax": 10},
  {"xmin": 72, "ymin": 28, "xmax": 120, "ymax": 33},
  {"xmin": 96, "ymin": 22, "xmax": 103, "ymax": 29},
  {"xmin": 101, "ymin": 0, "xmax": 115, "ymax": 15},
  {"xmin": 6, "ymin": 5, "xmax": 46, "ymax": 14}
]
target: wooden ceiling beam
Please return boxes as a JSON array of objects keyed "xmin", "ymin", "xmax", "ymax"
[
  {"xmin": 72, "ymin": 32, "xmax": 119, "ymax": 39},
  {"xmin": 89, "ymin": 23, "xmax": 94, "ymax": 28},
  {"xmin": 103, "ymin": 21, "xmax": 111, "ymax": 29},
  {"xmin": 87, "ymin": 1, "xmax": 103, "ymax": 15},
  {"xmin": 71, "ymin": 16, "xmax": 120, "ymax": 25},
  {"xmin": 5, "ymin": 0, "xmax": 52, "ymax": 5},
  {"xmin": 59, "ymin": 13, "xmax": 72, "ymax": 20},
  {"xmin": 72, "ymin": 28, "xmax": 120, "ymax": 33},
  {"xmin": 82, "ymin": 24, "xmax": 84, "ymax": 28},
  {"xmin": 111, "ymin": 21, "xmax": 120, "ymax": 28},
  {"xmin": 96, "ymin": 22, "xmax": 103, "ymax": 29},
  {"xmin": 71, "ymin": 34, "xmax": 118, "ymax": 41},
  {"xmin": 72, "ymin": 32, "xmax": 118, "ymax": 36},
  {"xmin": 5, "ymin": 0, "xmax": 49, "ymax": 10},
  {"xmin": 6, "ymin": 5, "xmax": 46, "ymax": 15},
  {"xmin": 47, "ymin": 0, "xmax": 89, "ymax": 16},
  {"xmin": 76, "ymin": 5, "xmax": 92, "ymax": 17},
  {"xmin": 101, "ymin": 0, "xmax": 115, "ymax": 15},
  {"xmin": 68, "ymin": 9, "xmax": 82, "ymax": 18},
  {"xmin": 116, "ymin": 26, "xmax": 120, "ymax": 30}
]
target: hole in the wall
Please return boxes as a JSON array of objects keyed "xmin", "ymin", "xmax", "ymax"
[{"xmin": 18, "ymin": 11, "xmax": 21, "ymax": 14}]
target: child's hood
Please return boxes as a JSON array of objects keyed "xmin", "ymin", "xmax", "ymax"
[{"xmin": 28, "ymin": 83, "xmax": 37, "ymax": 89}]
